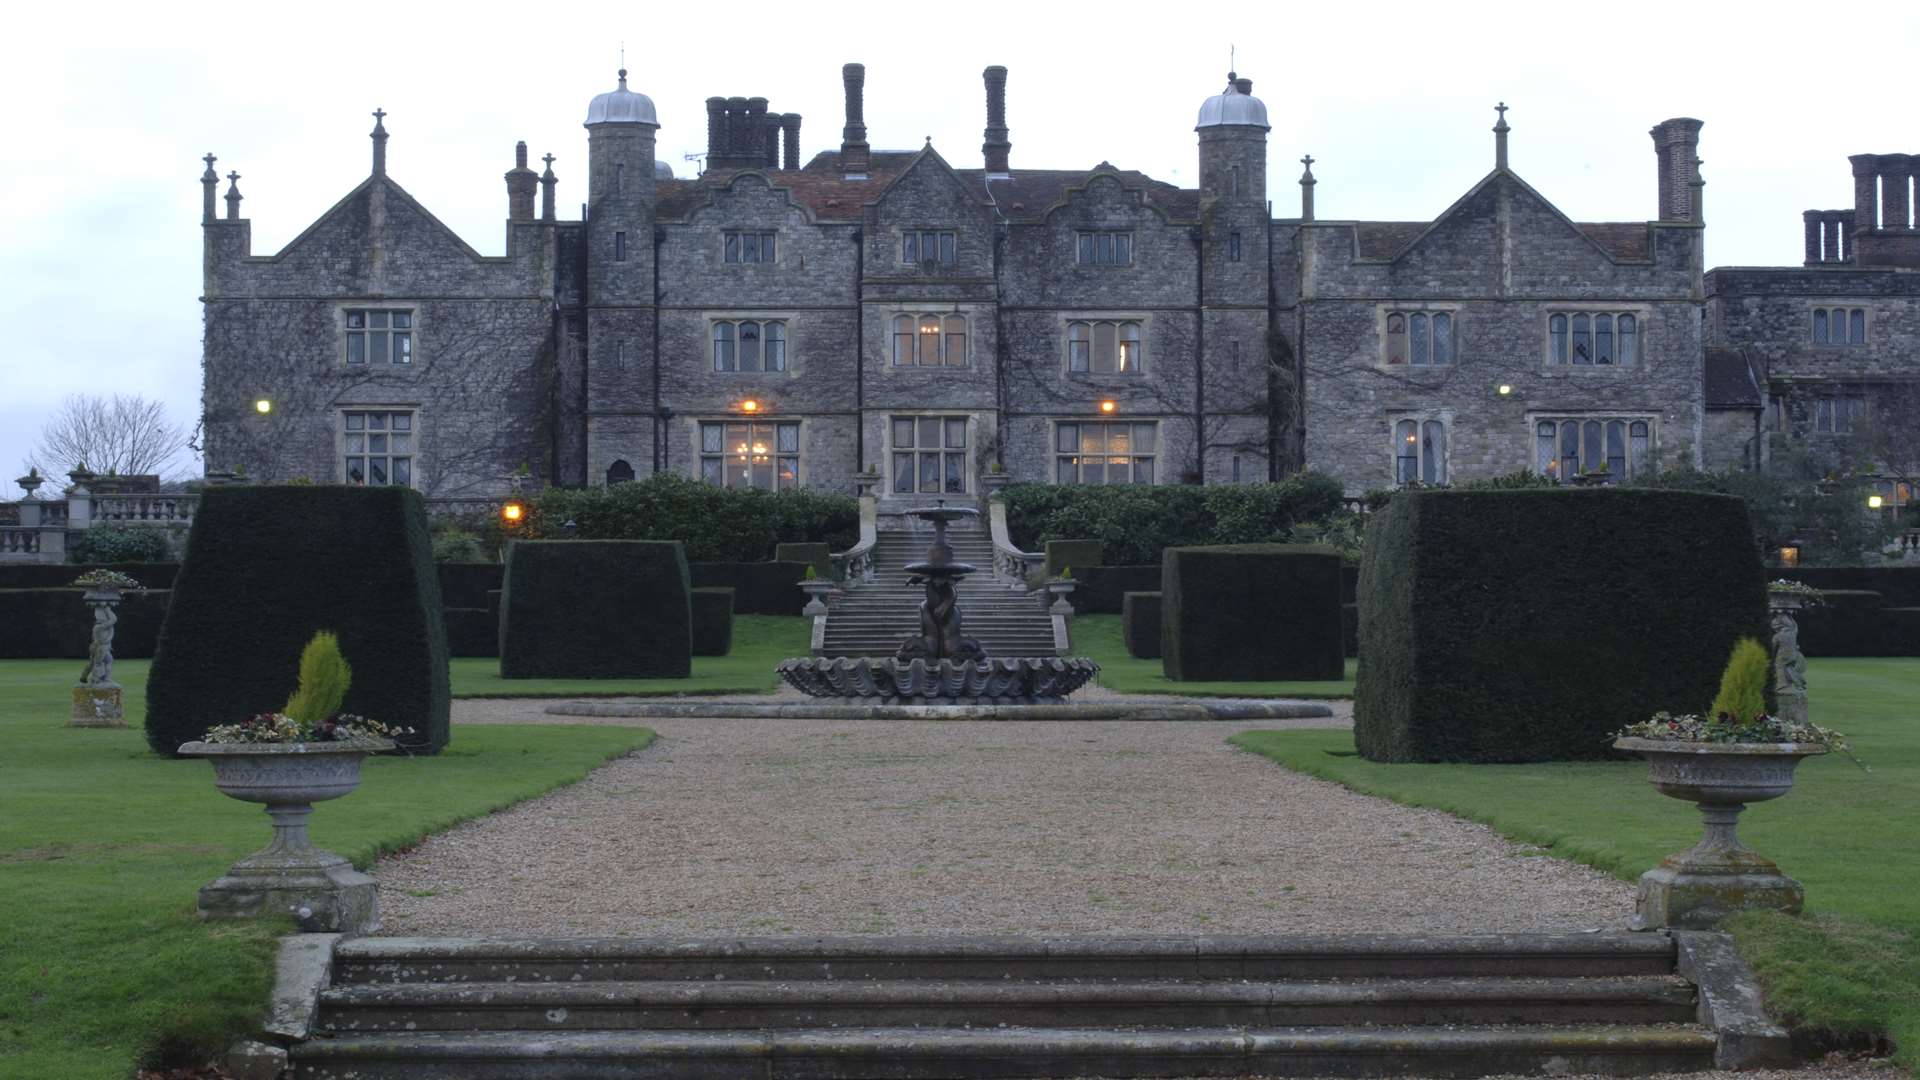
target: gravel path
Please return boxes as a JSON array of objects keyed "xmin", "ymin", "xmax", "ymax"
[{"xmin": 375, "ymin": 699, "xmax": 1631, "ymax": 936}]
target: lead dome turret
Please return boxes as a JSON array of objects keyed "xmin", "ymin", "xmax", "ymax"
[
  {"xmin": 585, "ymin": 69, "xmax": 659, "ymax": 127},
  {"xmin": 1195, "ymin": 73, "xmax": 1269, "ymax": 131}
]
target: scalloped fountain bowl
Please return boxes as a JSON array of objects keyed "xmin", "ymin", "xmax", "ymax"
[{"xmin": 778, "ymin": 656, "xmax": 1101, "ymax": 705}]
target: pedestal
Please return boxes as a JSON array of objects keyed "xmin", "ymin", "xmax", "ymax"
[
  {"xmin": 1631, "ymin": 804, "xmax": 1805, "ymax": 930},
  {"xmin": 68, "ymin": 684, "xmax": 124, "ymax": 727},
  {"xmin": 198, "ymin": 804, "xmax": 381, "ymax": 933}
]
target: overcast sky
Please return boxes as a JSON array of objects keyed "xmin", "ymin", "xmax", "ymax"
[{"xmin": 3, "ymin": 0, "xmax": 1915, "ymax": 486}]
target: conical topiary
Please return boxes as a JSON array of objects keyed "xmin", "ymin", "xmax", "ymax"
[
  {"xmin": 283, "ymin": 631, "xmax": 352, "ymax": 727},
  {"xmin": 1708, "ymin": 637, "xmax": 1770, "ymax": 725}
]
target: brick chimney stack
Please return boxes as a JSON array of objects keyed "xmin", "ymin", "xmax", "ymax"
[
  {"xmin": 505, "ymin": 141, "xmax": 538, "ymax": 221},
  {"xmin": 841, "ymin": 63, "xmax": 870, "ymax": 178},
  {"xmin": 1650, "ymin": 118, "xmax": 1703, "ymax": 222},
  {"xmin": 982, "ymin": 65, "xmax": 1010, "ymax": 178},
  {"xmin": 782, "ymin": 113, "xmax": 802, "ymax": 170}
]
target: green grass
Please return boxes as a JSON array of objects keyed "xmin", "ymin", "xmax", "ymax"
[
  {"xmin": 1074, "ymin": 614, "xmax": 1356, "ymax": 697},
  {"xmin": 0, "ymin": 659, "xmax": 654, "ymax": 1079},
  {"xmin": 1232, "ymin": 657, "xmax": 1920, "ymax": 1068},
  {"xmin": 452, "ymin": 614, "xmax": 810, "ymax": 697}
]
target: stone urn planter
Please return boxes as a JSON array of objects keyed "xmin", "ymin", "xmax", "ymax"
[
  {"xmin": 1045, "ymin": 578, "xmax": 1077, "ymax": 616},
  {"xmin": 1613, "ymin": 737, "xmax": 1828, "ymax": 929},
  {"xmin": 799, "ymin": 579, "xmax": 835, "ymax": 617},
  {"xmin": 177, "ymin": 739, "xmax": 394, "ymax": 933}
]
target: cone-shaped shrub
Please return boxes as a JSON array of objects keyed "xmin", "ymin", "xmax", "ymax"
[
  {"xmin": 283, "ymin": 631, "xmax": 352, "ymax": 727},
  {"xmin": 1709, "ymin": 637, "xmax": 1771, "ymax": 724}
]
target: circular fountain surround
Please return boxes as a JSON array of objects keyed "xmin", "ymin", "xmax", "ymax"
[{"xmin": 780, "ymin": 501, "xmax": 1101, "ymax": 703}]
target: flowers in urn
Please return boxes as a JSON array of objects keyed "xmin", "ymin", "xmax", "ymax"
[
  {"xmin": 71, "ymin": 569, "xmax": 145, "ymax": 592},
  {"xmin": 196, "ymin": 631, "xmax": 412, "ymax": 746},
  {"xmin": 1613, "ymin": 637, "xmax": 1856, "ymax": 762}
]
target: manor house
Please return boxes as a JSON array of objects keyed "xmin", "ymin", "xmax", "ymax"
[{"xmin": 197, "ymin": 64, "xmax": 1920, "ymax": 510}]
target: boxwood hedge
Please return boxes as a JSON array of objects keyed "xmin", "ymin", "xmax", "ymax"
[
  {"xmin": 1123, "ymin": 591, "xmax": 1162, "ymax": 659},
  {"xmin": 145, "ymin": 486, "xmax": 450, "ymax": 756},
  {"xmin": 692, "ymin": 587, "xmax": 735, "ymax": 656},
  {"xmin": 1160, "ymin": 544, "xmax": 1344, "ymax": 681},
  {"xmin": 499, "ymin": 540, "xmax": 691, "ymax": 679},
  {"xmin": 1353, "ymin": 488, "xmax": 1767, "ymax": 763},
  {"xmin": 0, "ymin": 588, "xmax": 171, "ymax": 659},
  {"xmin": 999, "ymin": 473, "xmax": 1345, "ymax": 566}
]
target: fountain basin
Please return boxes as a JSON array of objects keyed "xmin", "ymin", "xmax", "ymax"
[{"xmin": 778, "ymin": 656, "xmax": 1100, "ymax": 704}]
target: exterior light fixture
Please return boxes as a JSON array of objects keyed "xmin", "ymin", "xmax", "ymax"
[
  {"xmin": 500, "ymin": 499, "xmax": 525, "ymax": 526},
  {"xmin": 253, "ymin": 398, "xmax": 273, "ymax": 414},
  {"xmin": 1777, "ymin": 544, "xmax": 1801, "ymax": 568},
  {"xmin": 1497, "ymin": 384, "xmax": 1513, "ymax": 396},
  {"xmin": 740, "ymin": 399, "xmax": 760, "ymax": 413},
  {"xmin": 1099, "ymin": 400, "xmax": 1117, "ymax": 414},
  {"xmin": 1868, "ymin": 494, "xmax": 1885, "ymax": 509}
]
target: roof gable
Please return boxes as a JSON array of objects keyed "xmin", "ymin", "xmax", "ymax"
[{"xmin": 1371, "ymin": 169, "xmax": 1649, "ymax": 267}]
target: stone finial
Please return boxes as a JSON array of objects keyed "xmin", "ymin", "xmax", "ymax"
[
  {"xmin": 539, "ymin": 153, "xmax": 557, "ymax": 221},
  {"xmin": 1299, "ymin": 154, "xmax": 1316, "ymax": 221},
  {"xmin": 224, "ymin": 171, "xmax": 243, "ymax": 220},
  {"xmin": 371, "ymin": 108, "xmax": 389, "ymax": 175},
  {"xmin": 201, "ymin": 153, "xmax": 219, "ymax": 223},
  {"xmin": 1493, "ymin": 102, "xmax": 1510, "ymax": 170}
]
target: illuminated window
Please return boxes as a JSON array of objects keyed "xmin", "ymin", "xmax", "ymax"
[
  {"xmin": 1392, "ymin": 418, "xmax": 1447, "ymax": 486},
  {"xmin": 345, "ymin": 309, "xmax": 413, "ymax": 365},
  {"xmin": 342, "ymin": 410, "xmax": 414, "ymax": 487},
  {"xmin": 891, "ymin": 314, "xmax": 967, "ymax": 367},
  {"xmin": 1054, "ymin": 421, "xmax": 1157, "ymax": 485},
  {"xmin": 1066, "ymin": 320, "xmax": 1144, "ymax": 374},
  {"xmin": 891, "ymin": 415, "xmax": 968, "ymax": 494},
  {"xmin": 1534, "ymin": 417, "xmax": 1651, "ymax": 482},
  {"xmin": 699, "ymin": 421, "xmax": 800, "ymax": 490}
]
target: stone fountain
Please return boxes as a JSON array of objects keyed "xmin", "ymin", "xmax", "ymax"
[{"xmin": 778, "ymin": 504, "xmax": 1099, "ymax": 704}]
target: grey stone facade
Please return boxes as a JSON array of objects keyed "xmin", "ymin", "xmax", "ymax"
[{"xmin": 197, "ymin": 69, "xmax": 1917, "ymax": 505}]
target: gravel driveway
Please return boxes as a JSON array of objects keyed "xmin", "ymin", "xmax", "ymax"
[{"xmin": 375, "ymin": 700, "xmax": 1632, "ymax": 937}]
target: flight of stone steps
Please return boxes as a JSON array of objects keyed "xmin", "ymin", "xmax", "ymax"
[
  {"xmin": 819, "ymin": 527, "xmax": 1060, "ymax": 659},
  {"xmin": 290, "ymin": 933, "xmax": 1722, "ymax": 1078}
]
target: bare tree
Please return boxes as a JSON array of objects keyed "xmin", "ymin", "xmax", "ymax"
[{"xmin": 30, "ymin": 393, "xmax": 188, "ymax": 478}]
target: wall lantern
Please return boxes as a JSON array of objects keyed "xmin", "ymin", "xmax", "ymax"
[
  {"xmin": 1098, "ymin": 400, "xmax": 1117, "ymax": 414},
  {"xmin": 739, "ymin": 399, "xmax": 761, "ymax": 414},
  {"xmin": 1777, "ymin": 544, "xmax": 1801, "ymax": 568},
  {"xmin": 500, "ymin": 499, "xmax": 526, "ymax": 526},
  {"xmin": 253, "ymin": 398, "xmax": 273, "ymax": 414},
  {"xmin": 1496, "ymin": 384, "xmax": 1513, "ymax": 397},
  {"xmin": 1868, "ymin": 494, "xmax": 1885, "ymax": 510}
]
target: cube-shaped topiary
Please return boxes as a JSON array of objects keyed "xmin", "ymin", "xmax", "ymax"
[
  {"xmin": 1045, "ymin": 539, "xmax": 1104, "ymax": 577},
  {"xmin": 1122, "ymin": 591, "xmax": 1162, "ymax": 659},
  {"xmin": 1160, "ymin": 544, "xmax": 1343, "ymax": 681},
  {"xmin": 692, "ymin": 586, "xmax": 735, "ymax": 657},
  {"xmin": 499, "ymin": 540, "xmax": 691, "ymax": 678},
  {"xmin": 145, "ymin": 486, "xmax": 450, "ymax": 755},
  {"xmin": 1353, "ymin": 488, "xmax": 1768, "ymax": 763}
]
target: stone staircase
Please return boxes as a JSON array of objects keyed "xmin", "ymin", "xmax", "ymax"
[
  {"xmin": 289, "ymin": 933, "xmax": 1728, "ymax": 1078},
  {"xmin": 820, "ymin": 528, "xmax": 1059, "ymax": 659}
]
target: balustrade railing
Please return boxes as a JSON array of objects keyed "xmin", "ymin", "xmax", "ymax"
[
  {"xmin": 987, "ymin": 499, "xmax": 1044, "ymax": 589},
  {"xmin": 92, "ymin": 494, "xmax": 198, "ymax": 526},
  {"xmin": 0, "ymin": 527, "xmax": 44, "ymax": 555},
  {"xmin": 831, "ymin": 495, "xmax": 879, "ymax": 584}
]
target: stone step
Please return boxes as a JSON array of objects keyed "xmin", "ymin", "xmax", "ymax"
[
  {"xmin": 316, "ymin": 975, "xmax": 1698, "ymax": 1034},
  {"xmin": 331, "ymin": 934, "xmax": 1683, "ymax": 986},
  {"xmin": 289, "ymin": 1024, "xmax": 1718, "ymax": 1079}
]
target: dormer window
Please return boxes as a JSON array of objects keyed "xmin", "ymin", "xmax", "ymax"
[{"xmin": 902, "ymin": 230, "xmax": 955, "ymax": 265}]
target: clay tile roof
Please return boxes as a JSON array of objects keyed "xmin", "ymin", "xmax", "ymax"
[
  {"xmin": 1704, "ymin": 347, "xmax": 1764, "ymax": 408},
  {"xmin": 1354, "ymin": 222, "xmax": 1427, "ymax": 260},
  {"xmin": 960, "ymin": 168, "xmax": 1199, "ymax": 223},
  {"xmin": 655, "ymin": 158, "xmax": 913, "ymax": 223},
  {"xmin": 1576, "ymin": 223, "xmax": 1651, "ymax": 261}
]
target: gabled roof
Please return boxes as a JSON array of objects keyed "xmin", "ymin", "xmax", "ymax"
[
  {"xmin": 1704, "ymin": 347, "xmax": 1764, "ymax": 408},
  {"xmin": 263, "ymin": 174, "xmax": 494, "ymax": 263},
  {"xmin": 1347, "ymin": 169, "xmax": 1653, "ymax": 265}
]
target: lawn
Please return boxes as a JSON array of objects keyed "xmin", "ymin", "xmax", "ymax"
[
  {"xmin": 451, "ymin": 614, "xmax": 809, "ymax": 697},
  {"xmin": 1074, "ymin": 614, "xmax": 1356, "ymax": 697},
  {"xmin": 0, "ymin": 659, "xmax": 655, "ymax": 1079},
  {"xmin": 1232, "ymin": 657, "xmax": 1920, "ymax": 1067}
]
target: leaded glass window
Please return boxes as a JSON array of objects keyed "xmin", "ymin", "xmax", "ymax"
[
  {"xmin": 1384, "ymin": 312, "xmax": 1452, "ymax": 366},
  {"xmin": 1054, "ymin": 421, "xmax": 1156, "ymax": 484},
  {"xmin": 891, "ymin": 414, "xmax": 968, "ymax": 494},
  {"xmin": 343, "ymin": 410, "xmax": 413, "ymax": 487},
  {"xmin": 1066, "ymin": 320, "xmax": 1145, "ymax": 373},
  {"xmin": 1813, "ymin": 307, "xmax": 1867, "ymax": 345},
  {"xmin": 1548, "ymin": 311, "xmax": 1641, "ymax": 365},
  {"xmin": 345, "ymin": 309, "xmax": 413, "ymax": 366},
  {"xmin": 712, "ymin": 320, "xmax": 787, "ymax": 372},
  {"xmin": 699, "ymin": 421, "xmax": 800, "ymax": 490},
  {"xmin": 1534, "ymin": 417, "xmax": 1654, "ymax": 482}
]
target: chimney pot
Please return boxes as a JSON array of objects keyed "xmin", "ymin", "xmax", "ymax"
[
  {"xmin": 841, "ymin": 63, "xmax": 870, "ymax": 177},
  {"xmin": 982, "ymin": 65, "xmax": 1011, "ymax": 176}
]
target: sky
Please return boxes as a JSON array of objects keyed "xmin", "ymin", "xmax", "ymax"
[{"xmin": 2, "ymin": 0, "xmax": 1915, "ymax": 485}]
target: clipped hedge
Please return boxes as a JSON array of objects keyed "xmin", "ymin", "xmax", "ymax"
[
  {"xmin": 692, "ymin": 587, "xmax": 736, "ymax": 656},
  {"xmin": 0, "ymin": 562, "xmax": 180, "ymax": 590},
  {"xmin": 1780, "ymin": 567, "xmax": 1920, "ymax": 607},
  {"xmin": 500, "ymin": 540, "xmax": 691, "ymax": 679},
  {"xmin": 1795, "ymin": 591, "xmax": 1920, "ymax": 657},
  {"xmin": 443, "ymin": 608, "xmax": 497, "ymax": 657},
  {"xmin": 1045, "ymin": 540, "xmax": 1103, "ymax": 577},
  {"xmin": 145, "ymin": 486, "xmax": 450, "ymax": 756},
  {"xmin": 1161, "ymin": 544, "xmax": 1344, "ymax": 681},
  {"xmin": 1342, "ymin": 603, "xmax": 1359, "ymax": 658},
  {"xmin": 437, "ymin": 562, "xmax": 504, "ymax": 610},
  {"xmin": 691, "ymin": 561, "xmax": 808, "ymax": 615},
  {"xmin": 1123, "ymin": 591, "xmax": 1162, "ymax": 659},
  {"xmin": 1353, "ymin": 489, "xmax": 1767, "ymax": 763},
  {"xmin": 775, "ymin": 543, "xmax": 832, "ymax": 580},
  {"xmin": 526, "ymin": 473, "xmax": 857, "ymax": 562},
  {"xmin": 68, "ymin": 525, "xmax": 174, "ymax": 564},
  {"xmin": 1070, "ymin": 565, "xmax": 1160, "ymax": 615},
  {"xmin": 999, "ymin": 472, "xmax": 1345, "ymax": 566},
  {"xmin": 0, "ymin": 588, "xmax": 172, "ymax": 659}
]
